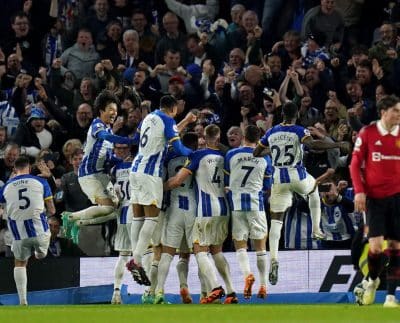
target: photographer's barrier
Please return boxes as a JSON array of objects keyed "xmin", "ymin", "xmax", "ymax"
[{"xmin": 2, "ymin": 250, "xmax": 394, "ymax": 305}]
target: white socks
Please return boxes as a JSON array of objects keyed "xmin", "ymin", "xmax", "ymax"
[
  {"xmin": 308, "ymin": 189, "xmax": 322, "ymax": 232},
  {"xmin": 196, "ymin": 252, "xmax": 219, "ymax": 290},
  {"xmin": 155, "ymin": 253, "xmax": 174, "ymax": 293},
  {"xmin": 176, "ymin": 258, "xmax": 189, "ymax": 288},
  {"xmin": 269, "ymin": 219, "xmax": 283, "ymax": 260},
  {"xmin": 256, "ymin": 250, "xmax": 268, "ymax": 286},
  {"xmin": 130, "ymin": 217, "xmax": 144, "ymax": 253},
  {"xmin": 212, "ymin": 252, "xmax": 235, "ymax": 294},
  {"xmin": 14, "ymin": 267, "xmax": 27, "ymax": 305},
  {"xmin": 70, "ymin": 205, "xmax": 114, "ymax": 220},
  {"xmin": 114, "ymin": 255, "xmax": 129, "ymax": 290},
  {"xmin": 236, "ymin": 248, "xmax": 251, "ymax": 278},
  {"xmin": 198, "ymin": 267, "xmax": 210, "ymax": 296},
  {"xmin": 142, "ymin": 248, "xmax": 153, "ymax": 276},
  {"xmin": 133, "ymin": 217, "xmax": 159, "ymax": 265},
  {"xmin": 149, "ymin": 260, "xmax": 159, "ymax": 293}
]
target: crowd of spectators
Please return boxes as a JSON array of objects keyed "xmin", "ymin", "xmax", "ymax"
[{"xmin": 0, "ymin": 0, "xmax": 399, "ymax": 257}]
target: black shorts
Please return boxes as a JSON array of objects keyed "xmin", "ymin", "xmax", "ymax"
[{"xmin": 367, "ymin": 194, "xmax": 400, "ymax": 241}]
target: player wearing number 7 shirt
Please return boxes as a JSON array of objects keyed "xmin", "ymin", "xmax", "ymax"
[
  {"xmin": 253, "ymin": 102, "xmax": 349, "ymax": 285},
  {"xmin": 224, "ymin": 125, "xmax": 273, "ymax": 300},
  {"xmin": 127, "ymin": 95, "xmax": 194, "ymax": 286}
]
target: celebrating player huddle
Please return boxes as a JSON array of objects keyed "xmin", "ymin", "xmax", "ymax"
[{"xmin": 0, "ymin": 91, "xmax": 356, "ymax": 306}]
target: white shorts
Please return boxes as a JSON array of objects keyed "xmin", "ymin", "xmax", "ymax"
[
  {"xmin": 12, "ymin": 233, "xmax": 50, "ymax": 261},
  {"xmin": 114, "ymin": 223, "xmax": 132, "ymax": 252},
  {"xmin": 192, "ymin": 217, "xmax": 229, "ymax": 247},
  {"xmin": 232, "ymin": 210, "xmax": 268, "ymax": 241},
  {"xmin": 78, "ymin": 173, "xmax": 115, "ymax": 204},
  {"xmin": 270, "ymin": 172, "xmax": 316, "ymax": 213},
  {"xmin": 151, "ymin": 210, "xmax": 165, "ymax": 246},
  {"xmin": 162, "ymin": 206, "xmax": 196, "ymax": 249},
  {"xmin": 129, "ymin": 172, "xmax": 163, "ymax": 209}
]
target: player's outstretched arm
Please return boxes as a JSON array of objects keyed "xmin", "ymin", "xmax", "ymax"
[
  {"xmin": 303, "ymin": 136, "xmax": 350, "ymax": 152},
  {"xmin": 176, "ymin": 111, "xmax": 197, "ymax": 133},
  {"xmin": 171, "ymin": 139, "xmax": 193, "ymax": 156},
  {"xmin": 164, "ymin": 168, "xmax": 191, "ymax": 191},
  {"xmin": 97, "ymin": 130, "xmax": 136, "ymax": 145}
]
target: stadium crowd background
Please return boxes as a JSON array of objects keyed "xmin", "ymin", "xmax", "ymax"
[{"xmin": 0, "ymin": 0, "xmax": 398, "ymax": 257}]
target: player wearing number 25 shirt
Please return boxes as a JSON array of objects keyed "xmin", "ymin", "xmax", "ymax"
[{"xmin": 254, "ymin": 102, "xmax": 348, "ymax": 286}]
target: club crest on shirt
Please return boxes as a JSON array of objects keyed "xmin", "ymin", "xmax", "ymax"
[{"xmin": 396, "ymin": 139, "xmax": 400, "ymax": 149}]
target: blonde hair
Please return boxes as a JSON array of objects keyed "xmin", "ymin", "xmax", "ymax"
[{"xmin": 62, "ymin": 139, "xmax": 83, "ymax": 159}]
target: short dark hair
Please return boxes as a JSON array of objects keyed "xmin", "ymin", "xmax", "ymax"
[
  {"xmin": 14, "ymin": 155, "xmax": 30, "ymax": 170},
  {"xmin": 11, "ymin": 11, "xmax": 28, "ymax": 25},
  {"xmin": 94, "ymin": 90, "xmax": 120, "ymax": 115},
  {"xmin": 357, "ymin": 59, "xmax": 372, "ymax": 71},
  {"xmin": 182, "ymin": 132, "xmax": 198, "ymax": 150},
  {"xmin": 160, "ymin": 95, "xmax": 178, "ymax": 110},
  {"xmin": 377, "ymin": 95, "xmax": 400, "ymax": 112},
  {"xmin": 244, "ymin": 125, "xmax": 260, "ymax": 143},
  {"xmin": 282, "ymin": 101, "xmax": 298, "ymax": 120}
]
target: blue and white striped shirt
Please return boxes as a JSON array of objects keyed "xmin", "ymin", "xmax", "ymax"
[
  {"xmin": 184, "ymin": 148, "xmax": 228, "ymax": 218},
  {"xmin": 79, "ymin": 118, "xmax": 114, "ymax": 176},
  {"xmin": 131, "ymin": 110, "xmax": 179, "ymax": 178},
  {"xmin": 224, "ymin": 146, "xmax": 272, "ymax": 212},
  {"xmin": 112, "ymin": 161, "xmax": 132, "ymax": 225},
  {"xmin": 0, "ymin": 174, "xmax": 52, "ymax": 240},
  {"xmin": 260, "ymin": 124, "xmax": 311, "ymax": 184}
]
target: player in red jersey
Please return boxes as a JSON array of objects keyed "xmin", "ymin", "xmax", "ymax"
[{"xmin": 350, "ymin": 95, "xmax": 400, "ymax": 307}]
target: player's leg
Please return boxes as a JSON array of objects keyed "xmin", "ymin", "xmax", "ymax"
[
  {"xmin": 232, "ymin": 211, "xmax": 253, "ymax": 299},
  {"xmin": 12, "ymin": 239, "xmax": 34, "ymax": 305},
  {"xmin": 129, "ymin": 174, "xmax": 163, "ymax": 278},
  {"xmin": 363, "ymin": 198, "xmax": 387, "ymax": 305},
  {"xmin": 112, "ymin": 251, "xmax": 130, "ymax": 304},
  {"xmin": 112, "ymin": 220, "xmax": 131, "ymax": 304},
  {"xmin": 14, "ymin": 259, "xmax": 28, "ymax": 306},
  {"xmin": 146, "ymin": 244, "xmax": 161, "ymax": 302},
  {"xmin": 154, "ymin": 245, "xmax": 175, "ymax": 304},
  {"xmin": 248, "ymin": 210, "xmax": 269, "ymax": 299},
  {"xmin": 210, "ymin": 244, "xmax": 238, "ymax": 304},
  {"xmin": 194, "ymin": 243, "xmax": 225, "ymax": 304},
  {"xmin": 208, "ymin": 217, "xmax": 236, "ymax": 303},
  {"xmin": 177, "ymin": 252, "xmax": 192, "ymax": 304},
  {"xmin": 198, "ymin": 265, "xmax": 210, "ymax": 303},
  {"xmin": 63, "ymin": 175, "xmax": 116, "ymax": 222},
  {"xmin": 294, "ymin": 174, "xmax": 324, "ymax": 239},
  {"xmin": 268, "ymin": 211, "xmax": 284, "ymax": 286},
  {"xmin": 268, "ymin": 183, "xmax": 291, "ymax": 285},
  {"xmin": 383, "ymin": 241, "xmax": 400, "ymax": 307}
]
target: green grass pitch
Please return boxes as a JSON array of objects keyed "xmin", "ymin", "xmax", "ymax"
[{"xmin": 0, "ymin": 304, "xmax": 398, "ymax": 323}]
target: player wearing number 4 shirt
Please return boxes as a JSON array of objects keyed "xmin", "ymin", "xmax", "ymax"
[
  {"xmin": 253, "ymin": 102, "xmax": 349, "ymax": 285},
  {"xmin": 224, "ymin": 125, "xmax": 273, "ymax": 299},
  {"xmin": 350, "ymin": 95, "xmax": 400, "ymax": 307},
  {"xmin": 0, "ymin": 156, "xmax": 56, "ymax": 305},
  {"xmin": 165, "ymin": 124, "xmax": 237, "ymax": 304},
  {"xmin": 127, "ymin": 95, "xmax": 193, "ymax": 286}
]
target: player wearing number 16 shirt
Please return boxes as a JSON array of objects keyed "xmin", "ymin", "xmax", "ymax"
[
  {"xmin": 0, "ymin": 155, "xmax": 56, "ymax": 305},
  {"xmin": 127, "ymin": 95, "xmax": 193, "ymax": 286},
  {"xmin": 253, "ymin": 102, "xmax": 348, "ymax": 285}
]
